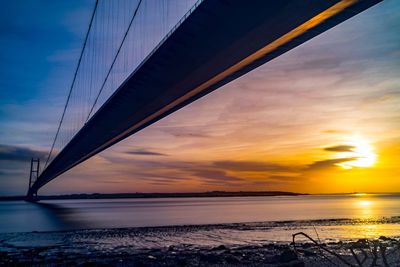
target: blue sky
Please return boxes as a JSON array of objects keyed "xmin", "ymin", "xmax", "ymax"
[{"xmin": 1, "ymin": 0, "xmax": 399, "ymax": 196}]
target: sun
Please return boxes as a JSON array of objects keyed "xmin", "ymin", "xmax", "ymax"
[{"xmin": 337, "ymin": 137, "xmax": 377, "ymax": 169}]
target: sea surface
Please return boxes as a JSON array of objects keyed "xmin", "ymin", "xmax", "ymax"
[
  {"xmin": 1, "ymin": 194, "xmax": 399, "ymax": 265},
  {"xmin": 1, "ymin": 194, "xmax": 400, "ymax": 241}
]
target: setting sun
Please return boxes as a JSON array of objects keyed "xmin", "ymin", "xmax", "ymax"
[{"xmin": 337, "ymin": 138, "xmax": 377, "ymax": 169}]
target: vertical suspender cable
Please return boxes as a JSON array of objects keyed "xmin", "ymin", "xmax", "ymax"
[
  {"xmin": 85, "ymin": 0, "xmax": 143, "ymax": 122},
  {"xmin": 44, "ymin": 0, "xmax": 99, "ymax": 169}
]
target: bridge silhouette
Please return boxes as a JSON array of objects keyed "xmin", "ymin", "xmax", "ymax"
[{"xmin": 27, "ymin": 0, "xmax": 381, "ymax": 199}]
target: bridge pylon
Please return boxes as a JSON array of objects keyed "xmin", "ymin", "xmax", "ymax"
[{"xmin": 26, "ymin": 158, "xmax": 40, "ymax": 201}]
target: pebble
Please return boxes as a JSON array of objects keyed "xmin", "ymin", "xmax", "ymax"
[{"xmin": 279, "ymin": 248, "xmax": 298, "ymax": 262}]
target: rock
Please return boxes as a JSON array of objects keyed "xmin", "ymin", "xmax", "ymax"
[
  {"xmin": 279, "ymin": 249, "xmax": 298, "ymax": 263},
  {"xmin": 79, "ymin": 261, "xmax": 96, "ymax": 267},
  {"xmin": 199, "ymin": 253, "xmax": 220, "ymax": 263},
  {"xmin": 222, "ymin": 248, "xmax": 231, "ymax": 254},
  {"xmin": 225, "ymin": 255, "xmax": 240, "ymax": 264},
  {"xmin": 132, "ymin": 258, "xmax": 149, "ymax": 267},
  {"xmin": 262, "ymin": 243, "xmax": 275, "ymax": 249},
  {"xmin": 352, "ymin": 239, "xmax": 368, "ymax": 249},
  {"xmin": 301, "ymin": 243, "xmax": 313, "ymax": 249},
  {"xmin": 278, "ymin": 260, "xmax": 305, "ymax": 267},
  {"xmin": 264, "ymin": 255, "xmax": 278, "ymax": 264},
  {"xmin": 175, "ymin": 256, "xmax": 187, "ymax": 266},
  {"xmin": 302, "ymin": 249, "xmax": 316, "ymax": 257},
  {"xmin": 212, "ymin": 245, "xmax": 227, "ymax": 251}
]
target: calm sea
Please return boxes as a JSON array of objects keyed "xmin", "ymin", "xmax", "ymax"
[{"xmin": 1, "ymin": 194, "xmax": 399, "ymax": 236}]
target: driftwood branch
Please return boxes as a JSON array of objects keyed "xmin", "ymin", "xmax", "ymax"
[
  {"xmin": 369, "ymin": 242, "xmax": 378, "ymax": 267},
  {"xmin": 350, "ymin": 248, "xmax": 362, "ymax": 266},
  {"xmin": 358, "ymin": 248, "xmax": 369, "ymax": 265},
  {"xmin": 292, "ymin": 232, "xmax": 356, "ymax": 267},
  {"xmin": 292, "ymin": 232, "xmax": 400, "ymax": 267}
]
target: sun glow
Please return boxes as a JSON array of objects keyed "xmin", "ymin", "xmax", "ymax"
[
  {"xmin": 353, "ymin": 193, "xmax": 367, "ymax": 197},
  {"xmin": 337, "ymin": 137, "xmax": 377, "ymax": 169},
  {"xmin": 358, "ymin": 200, "xmax": 371, "ymax": 207}
]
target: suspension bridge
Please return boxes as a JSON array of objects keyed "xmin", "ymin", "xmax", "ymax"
[{"xmin": 26, "ymin": 0, "xmax": 381, "ymax": 200}]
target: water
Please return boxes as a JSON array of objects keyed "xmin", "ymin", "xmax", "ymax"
[
  {"xmin": 1, "ymin": 194, "xmax": 399, "ymax": 236},
  {"xmin": 1, "ymin": 194, "xmax": 400, "ymax": 254}
]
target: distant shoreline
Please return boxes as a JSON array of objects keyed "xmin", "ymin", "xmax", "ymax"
[
  {"xmin": 0, "ymin": 191, "xmax": 305, "ymax": 201},
  {"xmin": 2, "ymin": 191, "xmax": 399, "ymax": 201}
]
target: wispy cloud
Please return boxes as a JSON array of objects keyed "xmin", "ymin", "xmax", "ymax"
[
  {"xmin": 306, "ymin": 157, "xmax": 357, "ymax": 170},
  {"xmin": 192, "ymin": 169, "xmax": 244, "ymax": 185},
  {"xmin": 324, "ymin": 145, "xmax": 355, "ymax": 152},
  {"xmin": 0, "ymin": 144, "xmax": 47, "ymax": 162},
  {"xmin": 126, "ymin": 149, "xmax": 167, "ymax": 156},
  {"xmin": 213, "ymin": 160, "xmax": 294, "ymax": 172}
]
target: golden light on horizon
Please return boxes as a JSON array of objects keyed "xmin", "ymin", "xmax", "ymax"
[
  {"xmin": 358, "ymin": 200, "xmax": 371, "ymax": 207},
  {"xmin": 353, "ymin": 198, "xmax": 375, "ymax": 219},
  {"xmin": 337, "ymin": 137, "xmax": 377, "ymax": 169},
  {"xmin": 353, "ymin": 193, "xmax": 367, "ymax": 197}
]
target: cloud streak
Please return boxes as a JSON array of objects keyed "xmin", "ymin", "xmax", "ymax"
[
  {"xmin": 213, "ymin": 160, "xmax": 294, "ymax": 172},
  {"xmin": 324, "ymin": 145, "xmax": 355, "ymax": 152},
  {"xmin": 306, "ymin": 157, "xmax": 358, "ymax": 170},
  {"xmin": 126, "ymin": 149, "xmax": 167, "ymax": 156},
  {"xmin": 0, "ymin": 144, "xmax": 47, "ymax": 162}
]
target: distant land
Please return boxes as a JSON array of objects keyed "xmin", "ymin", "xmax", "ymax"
[{"xmin": 0, "ymin": 191, "xmax": 305, "ymax": 201}]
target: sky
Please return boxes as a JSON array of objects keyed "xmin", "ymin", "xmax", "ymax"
[{"xmin": 0, "ymin": 0, "xmax": 399, "ymax": 196}]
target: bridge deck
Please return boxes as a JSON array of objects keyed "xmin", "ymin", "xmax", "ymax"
[{"xmin": 29, "ymin": 0, "xmax": 380, "ymax": 196}]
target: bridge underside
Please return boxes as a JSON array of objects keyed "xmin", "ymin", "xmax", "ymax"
[{"xmin": 28, "ymin": 0, "xmax": 381, "ymax": 197}]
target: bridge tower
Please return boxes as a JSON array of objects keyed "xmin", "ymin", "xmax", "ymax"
[{"xmin": 27, "ymin": 158, "xmax": 40, "ymax": 201}]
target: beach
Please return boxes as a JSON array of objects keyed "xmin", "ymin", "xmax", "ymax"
[{"xmin": 1, "ymin": 218, "xmax": 400, "ymax": 266}]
